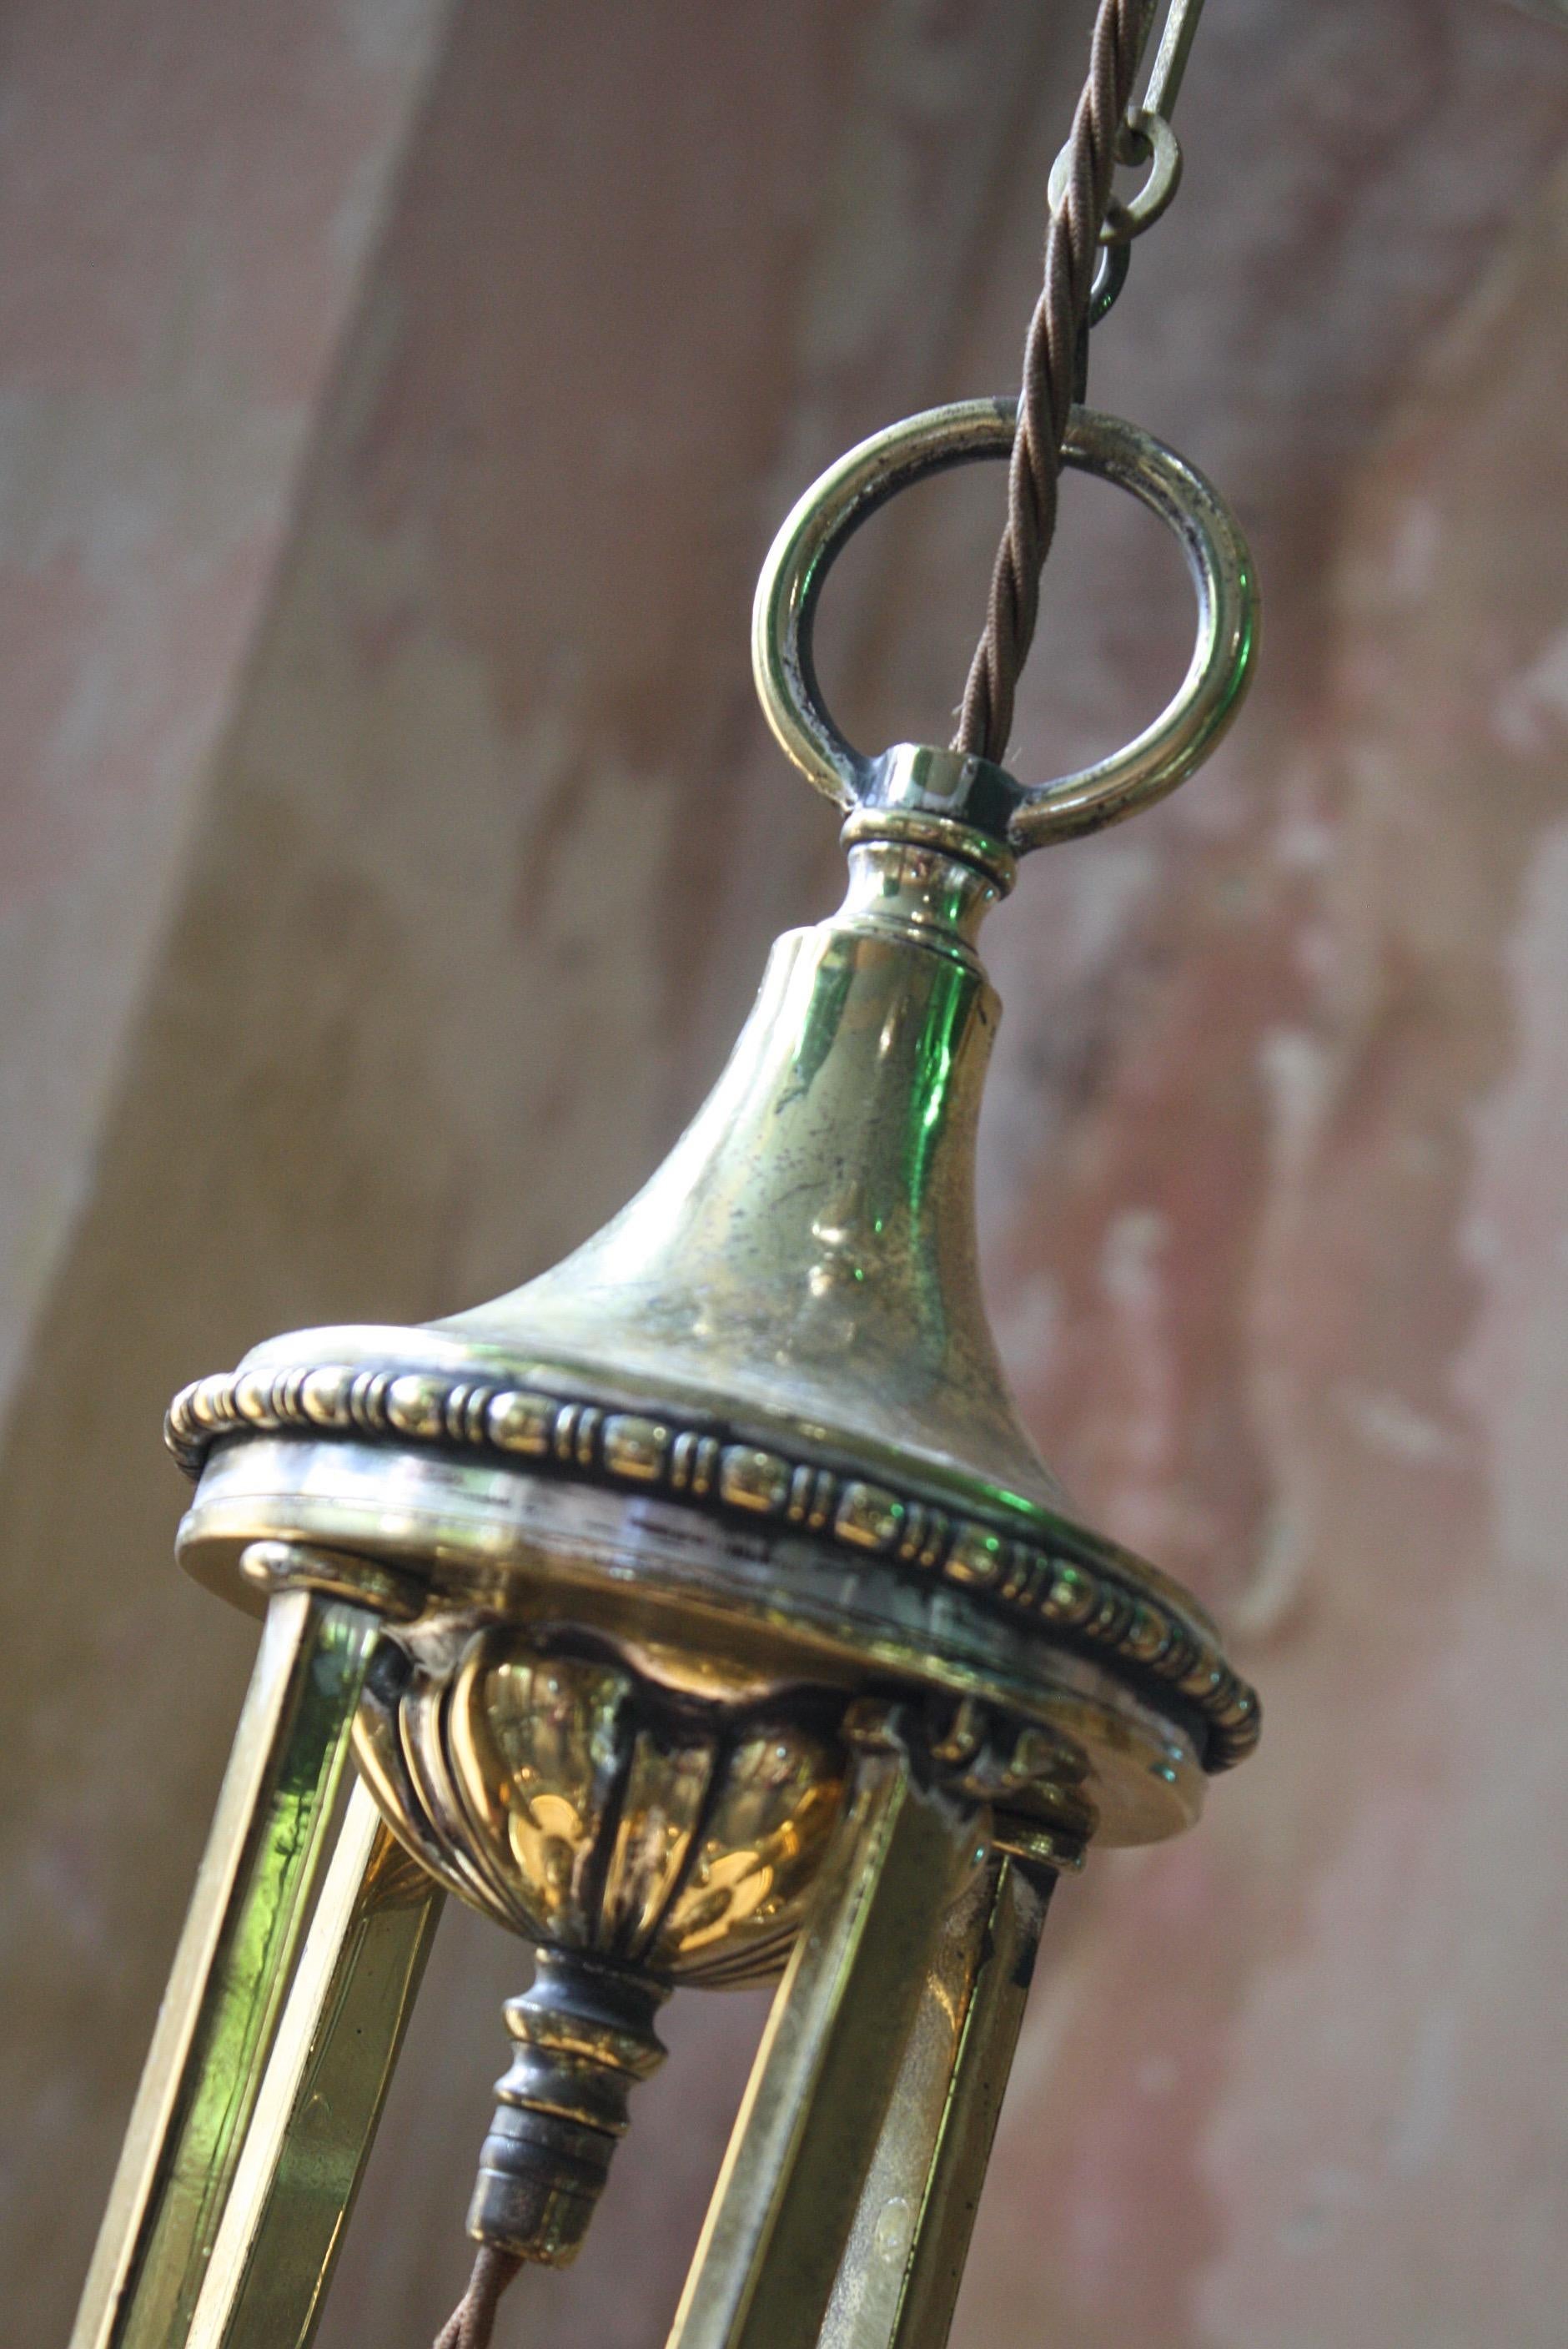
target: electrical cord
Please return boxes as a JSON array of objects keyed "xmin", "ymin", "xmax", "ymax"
[{"xmin": 952, "ymin": 0, "xmax": 1154, "ymax": 766}]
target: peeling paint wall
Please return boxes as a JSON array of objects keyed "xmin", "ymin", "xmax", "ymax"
[
  {"xmin": 5, "ymin": 3, "xmax": 1568, "ymax": 2346},
  {"xmin": 0, "ymin": 0, "xmax": 452, "ymax": 1406}
]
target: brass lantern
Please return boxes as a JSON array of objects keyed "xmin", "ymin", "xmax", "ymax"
[{"xmin": 71, "ymin": 396, "xmax": 1259, "ymax": 2349}]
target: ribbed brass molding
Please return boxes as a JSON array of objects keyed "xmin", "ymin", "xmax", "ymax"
[
  {"xmin": 353, "ymin": 1627, "xmax": 847, "ymax": 1984},
  {"xmin": 345, "ymin": 1620, "xmax": 1093, "ymax": 2263},
  {"xmin": 168, "ymin": 1355, "xmax": 1258, "ymax": 1771},
  {"xmin": 350, "ymin": 1626, "xmax": 850, "ymax": 2262}
]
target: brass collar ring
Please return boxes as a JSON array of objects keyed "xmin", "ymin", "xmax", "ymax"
[{"xmin": 751, "ymin": 397, "xmax": 1259, "ymax": 849}]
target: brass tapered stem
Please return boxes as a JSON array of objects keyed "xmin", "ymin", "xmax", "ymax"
[{"xmin": 445, "ymin": 791, "xmax": 1063, "ymax": 1521}]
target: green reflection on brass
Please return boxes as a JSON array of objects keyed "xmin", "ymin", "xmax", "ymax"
[
  {"xmin": 905, "ymin": 960, "xmax": 967, "ymax": 1216},
  {"xmin": 72, "ymin": 1591, "xmax": 377, "ymax": 2349}
]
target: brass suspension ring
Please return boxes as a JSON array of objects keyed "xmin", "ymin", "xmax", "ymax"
[{"xmin": 751, "ymin": 398, "xmax": 1259, "ymax": 849}]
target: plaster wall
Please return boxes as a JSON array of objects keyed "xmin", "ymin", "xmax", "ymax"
[{"xmin": 4, "ymin": 4, "xmax": 1568, "ymax": 2346}]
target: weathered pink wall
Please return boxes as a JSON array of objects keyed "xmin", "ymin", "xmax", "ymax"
[
  {"xmin": 0, "ymin": 0, "xmax": 449, "ymax": 1401},
  {"xmin": 961, "ymin": 115, "xmax": 1568, "ymax": 2349},
  {"xmin": 6, "ymin": 3, "xmax": 1568, "ymax": 2346},
  {"xmin": 0, "ymin": 0, "xmax": 452, "ymax": 2306}
]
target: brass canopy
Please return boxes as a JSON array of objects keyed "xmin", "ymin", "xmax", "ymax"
[{"xmin": 169, "ymin": 748, "xmax": 1258, "ymax": 1850}]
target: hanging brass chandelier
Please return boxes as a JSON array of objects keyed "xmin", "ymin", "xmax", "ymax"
[{"xmin": 72, "ymin": 4, "xmax": 1263, "ymax": 2346}]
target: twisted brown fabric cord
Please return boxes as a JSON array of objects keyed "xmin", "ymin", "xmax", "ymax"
[
  {"xmin": 433, "ymin": 2247, "xmax": 522, "ymax": 2349},
  {"xmin": 952, "ymin": 0, "xmax": 1149, "ymax": 767}
]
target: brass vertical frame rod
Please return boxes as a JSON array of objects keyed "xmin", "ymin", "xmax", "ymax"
[
  {"xmin": 666, "ymin": 1736, "xmax": 982, "ymax": 2349},
  {"xmin": 820, "ymin": 1856, "xmax": 1053, "ymax": 2349},
  {"xmin": 187, "ymin": 1783, "xmax": 445, "ymax": 2349},
  {"xmin": 71, "ymin": 1585, "xmax": 380, "ymax": 2349}
]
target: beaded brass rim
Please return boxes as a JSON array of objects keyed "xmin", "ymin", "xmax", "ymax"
[{"xmin": 167, "ymin": 1358, "xmax": 1259, "ymax": 1772}]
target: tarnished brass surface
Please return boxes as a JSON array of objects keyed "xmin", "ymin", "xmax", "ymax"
[
  {"xmin": 819, "ymin": 1856, "xmax": 1051, "ymax": 2349},
  {"xmin": 354, "ymin": 1627, "xmax": 845, "ymax": 1983},
  {"xmin": 442, "ymin": 824, "xmax": 1042, "ymax": 1494},
  {"xmin": 901, "ymin": 1691, "xmax": 1092, "ymax": 1876},
  {"xmin": 470, "ymin": 1954, "xmax": 672, "ymax": 2265},
  {"xmin": 350, "ymin": 1625, "xmax": 851, "ymax": 2264},
  {"xmin": 177, "ymin": 1443, "xmax": 1211, "ymax": 1844},
  {"xmin": 666, "ymin": 1727, "xmax": 983, "ymax": 2349},
  {"xmin": 185, "ymin": 1787, "xmax": 443, "ymax": 2349},
  {"xmin": 70, "ymin": 1587, "xmax": 378, "ymax": 2349},
  {"xmin": 181, "ymin": 820, "xmax": 1051, "ymax": 1514},
  {"xmin": 168, "ymin": 813, "xmax": 1257, "ymax": 1833}
]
